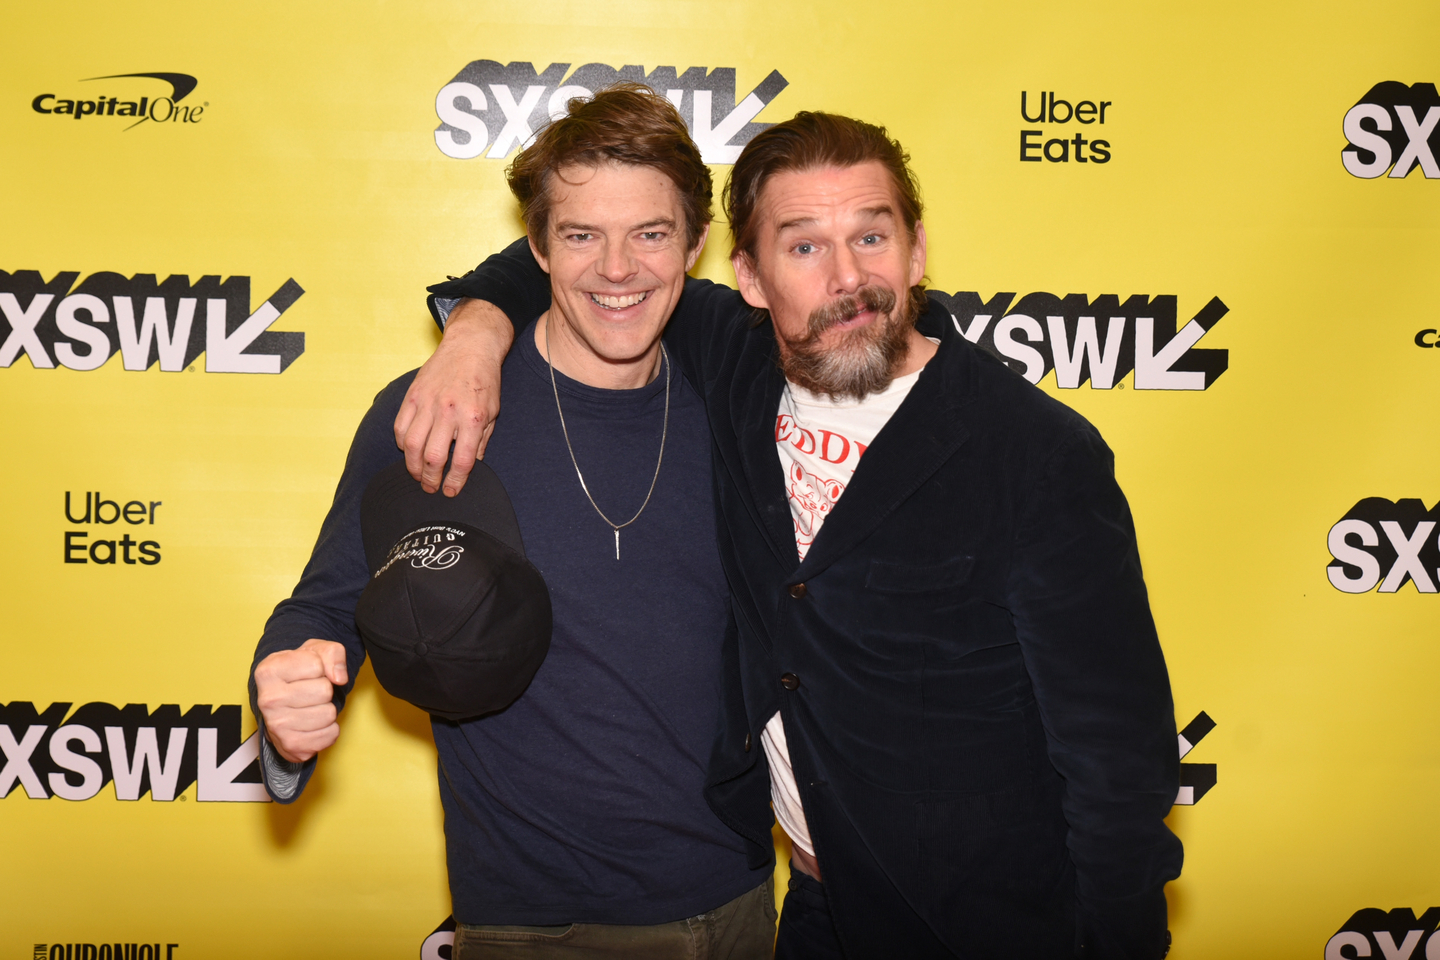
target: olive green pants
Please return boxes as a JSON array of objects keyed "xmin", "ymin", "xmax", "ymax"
[{"xmin": 454, "ymin": 877, "xmax": 776, "ymax": 960}]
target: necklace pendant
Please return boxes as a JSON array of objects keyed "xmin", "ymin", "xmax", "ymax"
[{"xmin": 614, "ymin": 528, "xmax": 621, "ymax": 560}]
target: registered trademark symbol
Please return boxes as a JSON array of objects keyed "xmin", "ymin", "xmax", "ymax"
[
  {"xmin": 187, "ymin": 365, "xmax": 195, "ymax": 373},
  {"xmin": 1117, "ymin": 382, "xmax": 1125, "ymax": 390},
  {"xmin": 179, "ymin": 794, "xmax": 187, "ymax": 801}
]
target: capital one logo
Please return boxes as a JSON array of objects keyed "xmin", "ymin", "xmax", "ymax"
[
  {"xmin": 1327, "ymin": 908, "xmax": 1440, "ymax": 960},
  {"xmin": 1341, "ymin": 82, "xmax": 1439, "ymax": 179},
  {"xmin": 932, "ymin": 291, "xmax": 1229, "ymax": 390},
  {"xmin": 1327, "ymin": 498, "xmax": 1439, "ymax": 594},
  {"xmin": 0, "ymin": 702, "xmax": 268, "ymax": 802},
  {"xmin": 0, "ymin": 270, "xmax": 304, "ymax": 374},
  {"xmin": 434, "ymin": 61, "xmax": 788, "ymax": 164}
]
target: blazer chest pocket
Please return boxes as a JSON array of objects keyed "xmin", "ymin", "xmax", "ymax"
[{"xmin": 865, "ymin": 555, "xmax": 975, "ymax": 594}]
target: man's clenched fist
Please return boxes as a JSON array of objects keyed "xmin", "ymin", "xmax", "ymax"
[{"xmin": 254, "ymin": 638, "xmax": 349, "ymax": 763}]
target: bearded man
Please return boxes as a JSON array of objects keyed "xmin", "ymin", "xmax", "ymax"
[{"xmin": 405, "ymin": 111, "xmax": 1182, "ymax": 959}]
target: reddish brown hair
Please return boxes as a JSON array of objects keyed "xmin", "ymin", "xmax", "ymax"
[
  {"xmin": 506, "ymin": 82, "xmax": 712, "ymax": 255},
  {"xmin": 723, "ymin": 111, "xmax": 924, "ymax": 263}
]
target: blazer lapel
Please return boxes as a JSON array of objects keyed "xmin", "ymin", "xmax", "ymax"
[
  {"xmin": 730, "ymin": 329, "xmax": 801, "ymax": 569},
  {"xmin": 795, "ymin": 325, "xmax": 974, "ymax": 581}
]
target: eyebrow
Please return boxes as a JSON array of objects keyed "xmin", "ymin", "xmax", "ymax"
[
  {"xmin": 774, "ymin": 205, "xmax": 897, "ymax": 234},
  {"xmin": 554, "ymin": 217, "xmax": 678, "ymax": 233}
]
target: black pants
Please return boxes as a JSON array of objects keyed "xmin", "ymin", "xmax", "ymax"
[{"xmin": 774, "ymin": 869, "xmax": 845, "ymax": 960}]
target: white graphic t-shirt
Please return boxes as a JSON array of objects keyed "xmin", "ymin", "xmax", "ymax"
[{"xmin": 762, "ymin": 364, "xmax": 925, "ymax": 857}]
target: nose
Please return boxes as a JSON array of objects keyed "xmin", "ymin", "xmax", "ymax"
[
  {"xmin": 597, "ymin": 239, "xmax": 638, "ymax": 284},
  {"xmin": 828, "ymin": 243, "xmax": 865, "ymax": 297}
]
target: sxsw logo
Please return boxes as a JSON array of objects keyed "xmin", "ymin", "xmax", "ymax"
[
  {"xmin": 434, "ymin": 61, "xmax": 788, "ymax": 164},
  {"xmin": 931, "ymin": 291, "xmax": 1229, "ymax": 390},
  {"xmin": 1327, "ymin": 908, "xmax": 1440, "ymax": 960},
  {"xmin": 0, "ymin": 701, "xmax": 268, "ymax": 802},
  {"xmin": 1341, "ymin": 82, "xmax": 1439, "ymax": 179},
  {"xmin": 0, "ymin": 270, "xmax": 304, "ymax": 374},
  {"xmin": 1327, "ymin": 499, "xmax": 1439, "ymax": 594},
  {"xmin": 420, "ymin": 917, "xmax": 456, "ymax": 960},
  {"xmin": 1175, "ymin": 711, "xmax": 1216, "ymax": 806}
]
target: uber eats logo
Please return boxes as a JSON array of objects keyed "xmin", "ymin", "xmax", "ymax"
[
  {"xmin": 1327, "ymin": 498, "xmax": 1440, "ymax": 594},
  {"xmin": 931, "ymin": 290, "xmax": 1229, "ymax": 390},
  {"xmin": 434, "ymin": 61, "xmax": 788, "ymax": 164},
  {"xmin": 63, "ymin": 491, "xmax": 163, "ymax": 566},
  {"xmin": 1342, "ymin": 81, "xmax": 1439, "ymax": 179},
  {"xmin": 1326, "ymin": 907, "xmax": 1440, "ymax": 960},
  {"xmin": 31, "ymin": 72, "xmax": 204, "ymax": 131},
  {"xmin": 0, "ymin": 270, "xmax": 304, "ymax": 374},
  {"xmin": 1019, "ymin": 90, "xmax": 1113, "ymax": 164},
  {"xmin": 0, "ymin": 702, "xmax": 268, "ymax": 802}
]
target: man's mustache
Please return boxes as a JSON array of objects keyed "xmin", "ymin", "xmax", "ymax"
[{"xmin": 804, "ymin": 285, "xmax": 899, "ymax": 340}]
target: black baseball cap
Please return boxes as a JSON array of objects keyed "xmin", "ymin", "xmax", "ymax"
[{"xmin": 355, "ymin": 460, "xmax": 552, "ymax": 721}]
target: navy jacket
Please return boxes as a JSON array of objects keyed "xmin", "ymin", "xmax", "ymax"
[{"xmin": 429, "ymin": 240, "xmax": 1183, "ymax": 959}]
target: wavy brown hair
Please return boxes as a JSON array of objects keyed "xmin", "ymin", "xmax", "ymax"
[{"xmin": 506, "ymin": 82, "xmax": 713, "ymax": 255}]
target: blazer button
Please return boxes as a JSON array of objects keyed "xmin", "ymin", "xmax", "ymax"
[
  {"xmin": 743, "ymin": 732, "xmax": 752, "ymax": 752},
  {"xmin": 788, "ymin": 582, "xmax": 807, "ymax": 599},
  {"xmin": 780, "ymin": 672, "xmax": 800, "ymax": 691}
]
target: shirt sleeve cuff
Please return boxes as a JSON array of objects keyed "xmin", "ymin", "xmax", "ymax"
[
  {"xmin": 259, "ymin": 733, "xmax": 307, "ymax": 802},
  {"xmin": 432, "ymin": 297, "xmax": 463, "ymax": 328}
]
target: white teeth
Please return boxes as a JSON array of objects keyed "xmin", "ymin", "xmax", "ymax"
[{"xmin": 590, "ymin": 291, "xmax": 649, "ymax": 309}]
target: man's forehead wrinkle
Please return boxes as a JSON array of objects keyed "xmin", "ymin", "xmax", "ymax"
[{"xmin": 766, "ymin": 192, "xmax": 903, "ymax": 235}]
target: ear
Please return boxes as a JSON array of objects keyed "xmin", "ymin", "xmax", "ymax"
[
  {"xmin": 529, "ymin": 232, "xmax": 551, "ymax": 275},
  {"xmin": 731, "ymin": 251, "xmax": 771, "ymax": 311},
  {"xmin": 684, "ymin": 222, "xmax": 711, "ymax": 272},
  {"xmin": 908, "ymin": 221, "xmax": 928, "ymax": 289},
  {"xmin": 789, "ymin": 460, "xmax": 804, "ymax": 482}
]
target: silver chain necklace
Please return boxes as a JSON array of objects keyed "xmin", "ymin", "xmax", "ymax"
[{"xmin": 545, "ymin": 320, "xmax": 670, "ymax": 560}]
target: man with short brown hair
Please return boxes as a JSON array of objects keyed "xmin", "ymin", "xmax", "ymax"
[
  {"xmin": 250, "ymin": 85, "xmax": 776, "ymax": 959},
  {"xmin": 409, "ymin": 110, "xmax": 1181, "ymax": 959}
]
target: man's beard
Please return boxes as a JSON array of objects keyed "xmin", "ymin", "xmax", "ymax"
[{"xmin": 777, "ymin": 285, "xmax": 917, "ymax": 401}]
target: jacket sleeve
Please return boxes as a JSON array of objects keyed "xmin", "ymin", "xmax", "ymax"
[
  {"xmin": 247, "ymin": 372, "xmax": 414, "ymax": 802},
  {"xmin": 426, "ymin": 237, "xmax": 551, "ymax": 333},
  {"xmin": 1007, "ymin": 426, "xmax": 1183, "ymax": 960},
  {"xmin": 423, "ymin": 237, "xmax": 753, "ymax": 386}
]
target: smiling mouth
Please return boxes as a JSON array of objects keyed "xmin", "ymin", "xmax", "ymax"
[{"xmin": 589, "ymin": 291, "xmax": 650, "ymax": 310}]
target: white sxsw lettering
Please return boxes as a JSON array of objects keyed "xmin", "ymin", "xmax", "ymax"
[
  {"xmin": 197, "ymin": 729, "xmax": 270, "ymax": 802},
  {"xmin": 0, "ymin": 292, "xmax": 56, "ymax": 368},
  {"xmin": 0, "ymin": 724, "xmax": 48, "ymax": 798},
  {"xmin": 434, "ymin": 82, "xmax": 489, "ymax": 159},
  {"xmin": 1328, "ymin": 519, "xmax": 1382, "ymax": 593},
  {"xmin": 54, "ymin": 293, "xmax": 112, "ymax": 371},
  {"xmin": 1134, "ymin": 317, "xmax": 1206, "ymax": 390},
  {"xmin": 48, "ymin": 724, "xmax": 104, "ymax": 801},
  {"xmin": 205, "ymin": 298, "xmax": 281, "ymax": 373},
  {"xmin": 105, "ymin": 726, "xmax": 188, "ymax": 801},
  {"xmin": 690, "ymin": 90, "xmax": 767, "ymax": 164},
  {"xmin": 114, "ymin": 296, "xmax": 196, "ymax": 371}
]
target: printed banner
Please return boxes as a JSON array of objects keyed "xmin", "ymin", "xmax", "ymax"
[{"xmin": 2, "ymin": 2, "xmax": 1437, "ymax": 957}]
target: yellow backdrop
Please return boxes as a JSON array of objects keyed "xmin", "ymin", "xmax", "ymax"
[{"xmin": 3, "ymin": 1, "xmax": 1438, "ymax": 957}]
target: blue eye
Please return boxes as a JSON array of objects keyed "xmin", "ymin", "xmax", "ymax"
[
  {"xmin": 795, "ymin": 243, "xmax": 813, "ymax": 255},
  {"xmin": 861, "ymin": 234, "xmax": 879, "ymax": 245}
]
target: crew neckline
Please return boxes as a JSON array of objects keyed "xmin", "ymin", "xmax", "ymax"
[{"xmin": 517, "ymin": 320, "xmax": 671, "ymax": 405}]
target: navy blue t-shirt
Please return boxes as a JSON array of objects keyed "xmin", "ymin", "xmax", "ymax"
[{"xmin": 253, "ymin": 322, "xmax": 764, "ymax": 925}]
